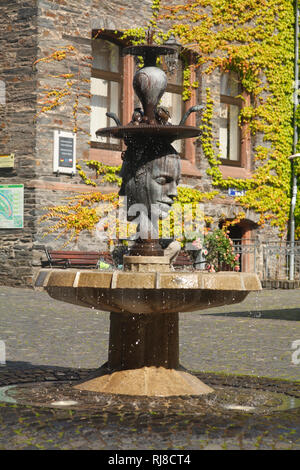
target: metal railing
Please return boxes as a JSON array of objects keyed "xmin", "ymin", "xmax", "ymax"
[
  {"xmin": 231, "ymin": 239, "xmax": 259, "ymax": 273},
  {"xmin": 208, "ymin": 239, "xmax": 300, "ymax": 280},
  {"xmin": 262, "ymin": 241, "xmax": 300, "ymax": 281}
]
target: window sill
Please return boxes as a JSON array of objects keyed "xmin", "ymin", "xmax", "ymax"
[
  {"xmin": 181, "ymin": 159, "xmax": 201, "ymax": 177},
  {"xmin": 89, "ymin": 148, "xmax": 122, "ymax": 166},
  {"xmin": 219, "ymin": 164, "xmax": 252, "ymax": 179},
  {"xmin": 89, "ymin": 149, "xmax": 201, "ymax": 178}
]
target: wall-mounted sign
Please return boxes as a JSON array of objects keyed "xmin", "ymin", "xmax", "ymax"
[
  {"xmin": 53, "ymin": 130, "xmax": 76, "ymax": 175},
  {"xmin": 228, "ymin": 188, "xmax": 246, "ymax": 197},
  {"xmin": 0, "ymin": 154, "xmax": 14, "ymax": 168},
  {"xmin": 0, "ymin": 80, "xmax": 5, "ymax": 105},
  {"xmin": 0, "ymin": 184, "xmax": 24, "ymax": 229}
]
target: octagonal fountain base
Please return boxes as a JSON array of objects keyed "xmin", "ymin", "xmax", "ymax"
[
  {"xmin": 74, "ymin": 366, "xmax": 214, "ymax": 396},
  {"xmin": 35, "ymin": 269, "xmax": 261, "ymax": 397}
]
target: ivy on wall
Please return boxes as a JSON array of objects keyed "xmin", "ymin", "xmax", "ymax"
[
  {"xmin": 39, "ymin": 191, "xmax": 119, "ymax": 244},
  {"xmin": 156, "ymin": 0, "xmax": 295, "ymax": 236},
  {"xmin": 37, "ymin": 0, "xmax": 297, "ymax": 243},
  {"xmin": 34, "ymin": 46, "xmax": 91, "ymax": 134},
  {"xmin": 76, "ymin": 162, "xmax": 122, "ymax": 187}
]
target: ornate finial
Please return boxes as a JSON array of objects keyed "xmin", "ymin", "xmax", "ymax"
[{"xmin": 164, "ymin": 34, "xmax": 180, "ymax": 47}]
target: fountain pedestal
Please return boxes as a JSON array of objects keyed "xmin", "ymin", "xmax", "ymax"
[
  {"xmin": 36, "ymin": 268, "xmax": 261, "ymax": 396},
  {"xmin": 75, "ymin": 311, "xmax": 214, "ymax": 396},
  {"xmin": 123, "ymin": 255, "xmax": 171, "ymax": 272},
  {"xmin": 108, "ymin": 312, "xmax": 179, "ymax": 370}
]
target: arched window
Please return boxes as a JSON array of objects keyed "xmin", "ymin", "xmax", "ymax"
[{"xmin": 219, "ymin": 71, "xmax": 242, "ymax": 165}]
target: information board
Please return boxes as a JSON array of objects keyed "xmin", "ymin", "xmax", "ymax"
[
  {"xmin": 0, "ymin": 184, "xmax": 24, "ymax": 229},
  {"xmin": 53, "ymin": 130, "xmax": 76, "ymax": 175}
]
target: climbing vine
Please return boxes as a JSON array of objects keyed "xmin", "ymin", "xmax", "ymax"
[
  {"xmin": 39, "ymin": 191, "xmax": 119, "ymax": 245},
  {"xmin": 39, "ymin": 178, "xmax": 219, "ymax": 246},
  {"xmin": 34, "ymin": 46, "xmax": 91, "ymax": 134},
  {"xmin": 76, "ymin": 161, "xmax": 122, "ymax": 187},
  {"xmin": 156, "ymin": 0, "xmax": 295, "ymax": 236},
  {"xmin": 37, "ymin": 0, "xmax": 297, "ymax": 243}
]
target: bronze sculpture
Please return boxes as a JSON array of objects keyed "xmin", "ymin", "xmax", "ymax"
[{"xmin": 97, "ymin": 41, "xmax": 202, "ymax": 255}]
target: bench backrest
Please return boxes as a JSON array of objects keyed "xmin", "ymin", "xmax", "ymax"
[
  {"xmin": 49, "ymin": 251, "xmax": 100, "ymax": 260},
  {"xmin": 46, "ymin": 249, "xmax": 113, "ymax": 266}
]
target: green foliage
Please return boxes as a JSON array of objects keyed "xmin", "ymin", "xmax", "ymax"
[
  {"xmin": 159, "ymin": 0, "xmax": 295, "ymax": 237},
  {"xmin": 86, "ymin": 161, "xmax": 122, "ymax": 186},
  {"xmin": 39, "ymin": 191, "xmax": 119, "ymax": 245},
  {"xmin": 176, "ymin": 185, "xmax": 218, "ymax": 203},
  {"xmin": 160, "ymin": 186, "xmax": 216, "ymax": 242},
  {"xmin": 76, "ymin": 161, "xmax": 122, "ymax": 187},
  {"xmin": 204, "ymin": 229, "xmax": 240, "ymax": 272},
  {"xmin": 38, "ymin": 0, "xmax": 297, "ymax": 241}
]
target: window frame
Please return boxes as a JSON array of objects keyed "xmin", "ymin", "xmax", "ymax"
[
  {"xmin": 219, "ymin": 73, "xmax": 243, "ymax": 167},
  {"xmin": 88, "ymin": 33, "xmax": 201, "ymax": 178},
  {"xmin": 90, "ymin": 37, "xmax": 123, "ymax": 151},
  {"xmin": 160, "ymin": 55, "xmax": 185, "ymax": 157},
  {"xmin": 163, "ymin": 82, "xmax": 185, "ymax": 156}
]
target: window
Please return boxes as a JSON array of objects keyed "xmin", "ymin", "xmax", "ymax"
[
  {"xmin": 219, "ymin": 71, "xmax": 242, "ymax": 165},
  {"xmin": 160, "ymin": 58, "xmax": 184, "ymax": 154},
  {"xmin": 90, "ymin": 38, "xmax": 122, "ymax": 150},
  {"xmin": 89, "ymin": 34, "xmax": 200, "ymax": 177}
]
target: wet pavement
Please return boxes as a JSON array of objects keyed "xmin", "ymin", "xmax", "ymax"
[{"xmin": 0, "ymin": 285, "xmax": 300, "ymax": 450}]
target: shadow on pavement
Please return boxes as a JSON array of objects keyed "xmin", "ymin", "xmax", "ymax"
[
  {"xmin": 2, "ymin": 361, "xmax": 69, "ymax": 370},
  {"xmin": 200, "ymin": 308, "xmax": 300, "ymax": 321}
]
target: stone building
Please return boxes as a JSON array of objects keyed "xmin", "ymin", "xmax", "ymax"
[{"xmin": 0, "ymin": 0, "xmax": 291, "ymax": 287}]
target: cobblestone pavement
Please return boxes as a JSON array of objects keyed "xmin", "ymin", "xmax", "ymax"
[
  {"xmin": 0, "ymin": 286, "xmax": 299, "ymax": 380},
  {"xmin": 0, "ymin": 285, "xmax": 300, "ymax": 450}
]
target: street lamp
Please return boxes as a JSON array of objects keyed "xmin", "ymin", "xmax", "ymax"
[{"xmin": 288, "ymin": 153, "xmax": 300, "ymax": 280}]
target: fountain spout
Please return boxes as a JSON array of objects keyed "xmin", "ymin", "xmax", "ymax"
[
  {"xmin": 106, "ymin": 112, "xmax": 121, "ymax": 127},
  {"xmin": 179, "ymin": 104, "xmax": 204, "ymax": 126}
]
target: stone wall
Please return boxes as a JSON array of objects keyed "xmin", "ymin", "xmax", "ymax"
[
  {"xmin": 0, "ymin": 1, "xmax": 38, "ymax": 286},
  {"xmin": 0, "ymin": 0, "xmax": 284, "ymax": 286}
]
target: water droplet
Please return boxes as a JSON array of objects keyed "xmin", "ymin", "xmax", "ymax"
[
  {"xmin": 223, "ymin": 404, "xmax": 255, "ymax": 412},
  {"xmin": 51, "ymin": 400, "xmax": 78, "ymax": 407}
]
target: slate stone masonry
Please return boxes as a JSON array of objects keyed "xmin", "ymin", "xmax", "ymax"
[{"xmin": 0, "ymin": 1, "xmax": 38, "ymax": 286}]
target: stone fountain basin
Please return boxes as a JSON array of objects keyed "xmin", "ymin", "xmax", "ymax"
[{"xmin": 36, "ymin": 269, "xmax": 261, "ymax": 315}]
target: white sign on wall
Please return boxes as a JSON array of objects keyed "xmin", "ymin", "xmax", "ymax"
[
  {"xmin": 53, "ymin": 130, "xmax": 76, "ymax": 175},
  {"xmin": 0, "ymin": 80, "xmax": 5, "ymax": 105}
]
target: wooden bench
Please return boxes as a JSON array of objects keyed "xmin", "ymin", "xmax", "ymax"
[
  {"xmin": 42, "ymin": 248, "xmax": 194, "ymax": 270},
  {"xmin": 42, "ymin": 248, "xmax": 113, "ymax": 269},
  {"xmin": 172, "ymin": 251, "xmax": 194, "ymax": 270}
]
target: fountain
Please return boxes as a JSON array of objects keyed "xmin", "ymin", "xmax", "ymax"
[{"xmin": 35, "ymin": 39, "xmax": 261, "ymax": 397}]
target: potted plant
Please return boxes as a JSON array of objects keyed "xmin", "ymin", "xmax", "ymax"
[{"xmin": 202, "ymin": 228, "xmax": 240, "ymax": 272}]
